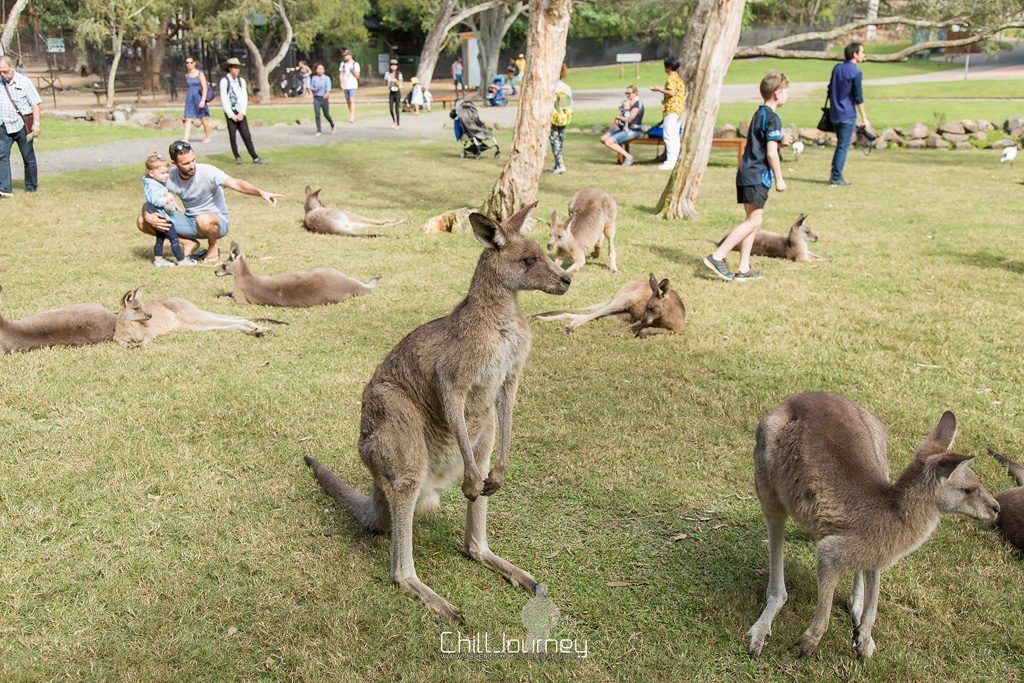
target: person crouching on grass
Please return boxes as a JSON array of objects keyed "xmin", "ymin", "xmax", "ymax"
[{"xmin": 704, "ymin": 72, "xmax": 793, "ymax": 282}]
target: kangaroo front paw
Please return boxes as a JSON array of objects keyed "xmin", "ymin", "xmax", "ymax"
[
  {"xmin": 462, "ymin": 476, "xmax": 484, "ymax": 501},
  {"xmin": 482, "ymin": 470, "xmax": 504, "ymax": 496},
  {"xmin": 854, "ymin": 632, "xmax": 875, "ymax": 660},
  {"xmin": 747, "ymin": 626, "xmax": 771, "ymax": 658},
  {"xmin": 794, "ymin": 633, "xmax": 820, "ymax": 658}
]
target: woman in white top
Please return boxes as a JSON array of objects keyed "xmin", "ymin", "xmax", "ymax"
[{"xmin": 384, "ymin": 59, "xmax": 403, "ymax": 129}]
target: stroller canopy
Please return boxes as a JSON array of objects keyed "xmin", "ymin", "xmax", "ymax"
[{"xmin": 455, "ymin": 100, "xmax": 492, "ymax": 140}]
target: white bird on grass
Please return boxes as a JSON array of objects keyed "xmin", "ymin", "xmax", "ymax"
[
  {"xmin": 1000, "ymin": 145, "xmax": 1017, "ymax": 166},
  {"xmin": 791, "ymin": 140, "xmax": 805, "ymax": 161}
]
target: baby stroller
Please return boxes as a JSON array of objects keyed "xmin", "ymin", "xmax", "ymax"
[
  {"xmin": 279, "ymin": 68, "xmax": 304, "ymax": 97},
  {"xmin": 450, "ymin": 100, "xmax": 500, "ymax": 159},
  {"xmin": 485, "ymin": 75, "xmax": 508, "ymax": 106}
]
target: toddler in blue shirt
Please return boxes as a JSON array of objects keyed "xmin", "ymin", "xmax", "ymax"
[{"xmin": 143, "ymin": 153, "xmax": 196, "ymax": 267}]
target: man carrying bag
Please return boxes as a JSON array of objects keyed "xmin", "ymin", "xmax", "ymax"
[{"xmin": 0, "ymin": 55, "xmax": 42, "ymax": 197}]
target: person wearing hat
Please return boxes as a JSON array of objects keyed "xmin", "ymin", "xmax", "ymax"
[
  {"xmin": 409, "ymin": 76, "xmax": 425, "ymax": 114},
  {"xmin": 384, "ymin": 59, "xmax": 403, "ymax": 129},
  {"xmin": 338, "ymin": 49, "xmax": 361, "ymax": 123},
  {"xmin": 514, "ymin": 52, "xmax": 526, "ymax": 91},
  {"xmin": 310, "ymin": 63, "xmax": 336, "ymax": 136},
  {"xmin": 219, "ymin": 58, "xmax": 263, "ymax": 165}
]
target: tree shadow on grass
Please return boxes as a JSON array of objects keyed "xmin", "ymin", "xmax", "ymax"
[{"xmin": 949, "ymin": 250, "xmax": 1024, "ymax": 275}]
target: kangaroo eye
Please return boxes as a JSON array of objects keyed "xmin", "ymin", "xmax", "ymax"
[
  {"xmin": 523, "ymin": 257, "xmax": 538, "ymax": 267},
  {"xmin": 961, "ymin": 487, "xmax": 976, "ymax": 495}
]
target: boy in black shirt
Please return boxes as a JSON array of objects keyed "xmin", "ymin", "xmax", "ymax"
[{"xmin": 704, "ymin": 72, "xmax": 792, "ymax": 281}]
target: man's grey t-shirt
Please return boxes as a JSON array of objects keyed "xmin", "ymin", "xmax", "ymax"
[{"xmin": 166, "ymin": 163, "xmax": 230, "ymax": 219}]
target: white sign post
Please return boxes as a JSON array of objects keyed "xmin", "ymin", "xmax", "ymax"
[
  {"xmin": 616, "ymin": 52, "xmax": 641, "ymax": 79},
  {"xmin": 45, "ymin": 38, "xmax": 65, "ymax": 53}
]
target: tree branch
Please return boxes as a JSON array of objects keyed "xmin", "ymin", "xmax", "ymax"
[
  {"xmin": 737, "ymin": 15, "xmax": 966, "ymax": 54},
  {"xmin": 443, "ymin": 0, "xmax": 508, "ymax": 34},
  {"xmin": 501, "ymin": 1, "xmax": 526, "ymax": 35},
  {"xmin": 0, "ymin": 0, "xmax": 31, "ymax": 56},
  {"xmin": 264, "ymin": 1, "xmax": 294, "ymax": 71}
]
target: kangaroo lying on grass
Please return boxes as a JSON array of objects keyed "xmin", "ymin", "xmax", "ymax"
[
  {"xmin": 114, "ymin": 288, "xmax": 281, "ymax": 347},
  {"xmin": 0, "ymin": 285, "xmax": 116, "ymax": 353},
  {"xmin": 548, "ymin": 188, "xmax": 618, "ymax": 273},
  {"xmin": 303, "ymin": 186, "xmax": 404, "ymax": 237},
  {"xmin": 215, "ymin": 243, "xmax": 379, "ymax": 307},
  {"xmin": 714, "ymin": 213, "xmax": 819, "ymax": 262},
  {"xmin": 748, "ymin": 392, "xmax": 999, "ymax": 660},
  {"xmin": 988, "ymin": 449, "xmax": 1024, "ymax": 553},
  {"xmin": 304, "ymin": 203, "xmax": 570, "ymax": 623},
  {"xmin": 532, "ymin": 274, "xmax": 685, "ymax": 337}
]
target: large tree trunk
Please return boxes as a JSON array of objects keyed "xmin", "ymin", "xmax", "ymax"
[
  {"xmin": 866, "ymin": 0, "xmax": 880, "ymax": 40},
  {"xmin": 481, "ymin": 0, "xmax": 571, "ymax": 221},
  {"xmin": 149, "ymin": 15, "xmax": 170, "ymax": 93},
  {"xmin": 106, "ymin": 28, "xmax": 124, "ymax": 107},
  {"xmin": 0, "ymin": 0, "xmax": 30, "ymax": 57},
  {"xmin": 470, "ymin": 1, "xmax": 524, "ymax": 97},
  {"xmin": 679, "ymin": 0, "xmax": 714, "ymax": 99},
  {"xmin": 416, "ymin": 0, "xmax": 507, "ymax": 90},
  {"xmin": 242, "ymin": 2, "xmax": 293, "ymax": 104},
  {"xmin": 655, "ymin": 0, "xmax": 745, "ymax": 221}
]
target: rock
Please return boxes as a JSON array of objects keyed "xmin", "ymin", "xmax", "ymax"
[
  {"xmin": 1005, "ymin": 115, "xmax": 1024, "ymax": 133},
  {"xmin": 1011, "ymin": 127, "xmax": 1024, "ymax": 139},
  {"xmin": 490, "ymin": 121, "xmax": 502, "ymax": 131},
  {"xmin": 906, "ymin": 138, "xmax": 927, "ymax": 149},
  {"xmin": 960, "ymin": 119, "xmax": 978, "ymax": 133},
  {"xmin": 941, "ymin": 132, "xmax": 969, "ymax": 143},
  {"xmin": 128, "ymin": 111, "xmax": 156, "ymax": 127},
  {"xmin": 906, "ymin": 123, "xmax": 930, "ymax": 140},
  {"xmin": 738, "ymin": 119, "xmax": 750, "ymax": 138},
  {"xmin": 971, "ymin": 131, "xmax": 988, "ymax": 141},
  {"xmin": 85, "ymin": 108, "xmax": 111, "ymax": 122},
  {"xmin": 954, "ymin": 141, "xmax": 973, "ymax": 150},
  {"xmin": 990, "ymin": 138, "xmax": 1017, "ymax": 149},
  {"xmin": 925, "ymin": 133, "xmax": 950, "ymax": 149},
  {"xmin": 880, "ymin": 127, "xmax": 901, "ymax": 143},
  {"xmin": 976, "ymin": 119, "xmax": 995, "ymax": 132},
  {"xmin": 111, "ymin": 109, "xmax": 128, "ymax": 123},
  {"xmin": 717, "ymin": 123, "xmax": 738, "ymax": 139},
  {"xmin": 295, "ymin": 118, "xmax": 311, "ymax": 126},
  {"xmin": 157, "ymin": 115, "xmax": 180, "ymax": 131},
  {"xmin": 873, "ymin": 138, "xmax": 888, "ymax": 150},
  {"xmin": 423, "ymin": 207, "xmax": 540, "ymax": 235},
  {"xmin": 250, "ymin": 119, "xmax": 265, "ymax": 128},
  {"xmin": 591, "ymin": 125, "xmax": 604, "ymax": 135},
  {"xmin": 273, "ymin": 121, "xmax": 288, "ymax": 127},
  {"xmin": 938, "ymin": 122, "xmax": 965, "ymax": 135},
  {"xmin": 41, "ymin": 110, "xmax": 78, "ymax": 121}
]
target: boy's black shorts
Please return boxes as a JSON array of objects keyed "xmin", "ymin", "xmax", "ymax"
[{"xmin": 737, "ymin": 184, "xmax": 769, "ymax": 208}]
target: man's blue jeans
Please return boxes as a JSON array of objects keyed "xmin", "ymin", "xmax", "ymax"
[
  {"xmin": 0, "ymin": 124, "xmax": 37, "ymax": 193},
  {"xmin": 830, "ymin": 119, "xmax": 857, "ymax": 183}
]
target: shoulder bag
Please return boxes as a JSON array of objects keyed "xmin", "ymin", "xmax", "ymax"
[{"xmin": 1, "ymin": 78, "xmax": 34, "ymax": 132}]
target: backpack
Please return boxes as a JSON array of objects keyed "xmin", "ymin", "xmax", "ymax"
[{"xmin": 551, "ymin": 88, "xmax": 573, "ymax": 127}]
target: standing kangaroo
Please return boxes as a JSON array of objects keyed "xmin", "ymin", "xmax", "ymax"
[
  {"xmin": 304, "ymin": 203, "xmax": 570, "ymax": 622},
  {"xmin": 715, "ymin": 213, "xmax": 819, "ymax": 262},
  {"xmin": 532, "ymin": 274, "xmax": 685, "ymax": 337},
  {"xmin": 114, "ymin": 288, "xmax": 279, "ymax": 347},
  {"xmin": 303, "ymin": 186, "xmax": 404, "ymax": 237},
  {"xmin": 748, "ymin": 392, "xmax": 999, "ymax": 660},
  {"xmin": 0, "ymin": 285, "xmax": 116, "ymax": 354},
  {"xmin": 214, "ymin": 242, "xmax": 379, "ymax": 307},
  {"xmin": 988, "ymin": 449, "xmax": 1024, "ymax": 553},
  {"xmin": 547, "ymin": 188, "xmax": 618, "ymax": 273}
]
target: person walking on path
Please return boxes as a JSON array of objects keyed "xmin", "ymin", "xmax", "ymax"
[
  {"xmin": 182, "ymin": 56, "xmax": 212, "ymax": 143},
  {"xmin": 599, "ymin": 85, "xmax": 644, "ymax": 167},
  {"xmin": 137, "ymin": 141, "xmax": 283, "ymax": 263},
  {"xmin": 704, "ymin": 72, "xmax": 792, "ymax": 282},
  {"xmin": 310, "ymin": 63, "xmax": 336, "ymax": 136},
  {"xmin": 0, "ymin": 55, "xmax": 41, "ymax": 197},
  {"xmin": 338, "ymin": 49, "xmax": 361, "ymax": 123},
  {"xmin": 384, "ymin": 59, "xmax": 403, "ymax": 129},
  {"xmin": 514, "ymin": 53, "xmax": 526, "ymax": 92},
  {"xmin": 651, "ymin": 56, "xmax": 685, "ymax": 171},
  {"xmin": 298, "ymin": 60, "xmax": 313, "ymax": 97},
  {"xmin": 549, "ymin": 63, "xmax": 573, "ymax": 174},
  {"xmin": 452, "ymin": 56, "xmax": 465, "ymax": 99},
  {"xmin": 219, "ymin": 59, "xmax": 263, "ymax": 165},
  {"xmin": 828, "ymin": 42, "xmax": 870, "ymax": 187}
]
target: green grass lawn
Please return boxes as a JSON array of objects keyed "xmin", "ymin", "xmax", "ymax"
[
  {"xmin": 568, "ymin": 57, "xmax": 952, "ymax": 91},
  {"xmin": 1, "ymin": 137, "xmax": 1023, "ymax": 680},
  {"xmin": 864, "ymin": 79, "xmax": 1024, "ymax": 100}
]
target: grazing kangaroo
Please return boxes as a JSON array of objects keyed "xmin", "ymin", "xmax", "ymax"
[
  {"xmin": 114, "ymin": 288, "xmax": 280, "ymax": 347},
  {"xmin": 532, "ymin": 274, "xmax": 685, "ymax": 337},
  {"xmin": 1, "ymin": 286, "xmax": 116, "ymax": 354},
  {"xmin": 988, "ymin": 449, "xmax": 1024, "ymax": 553},
  {"xmin": 303, "ymin": 186, "xmax": 404, "ymax": 237},
  {"xmin": 715, "ymin": 213, "xmax": 819, "ymax": 262},
  {"xmin": 304, "ymin": 203, "xmax": 570, "ymax": 622},
  {"xmin": 748, "ymin": 392, "xmax": 999, "ymax": 660},
  {"xmin": 547, "ymin": 188, "xmax": 618, "ymax": 273},
  {"xmin": 214, "ymin": 242, "xmax": 379, "ymax": 307}
]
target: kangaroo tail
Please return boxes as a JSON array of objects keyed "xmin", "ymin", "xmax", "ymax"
[
  {"xmin": 989, "ymin": 448, "xmax": 1024, "ymax": 487},
  {"xmin": 304, "ymin": 455, "xmax": 384, "ymax": 532},
  {"xmin": 364, "ymin": 276, "xmax": 382, "ymax": 289},
  {"xmin": 531, "ymin": 307, "xmax": 594, "ymax": 319},
  {"xmin": 248, "ymin": 317, "xmax": 289, "ymax": 325}
]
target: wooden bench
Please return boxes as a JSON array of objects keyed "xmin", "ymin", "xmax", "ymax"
[
  {"xmin": 618, "ymin": 137, "xmax": 747, "ymax": 166},
  {"xmin": 434, "ymin": 96, "xmax": 454, "ymax": 110}
]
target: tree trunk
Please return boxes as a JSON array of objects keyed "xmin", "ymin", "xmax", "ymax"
[
  {"xmin": 242, "ymin": 2, "xmax": 293, "ymax": 104},
  {"xmin": 415, "ymin": 0, "xmax": 459, "ymax": 90},
  {"xmin": 481, "ymin": 0, "xmax": 571, "ymax": 221},
  {"xmin": 106, "ymin": 28, "xmax": 124, "ymax": 108},
  {"xmin": 149, "ymin": 16, "xmax": 170, "ymax": 93},
  {"xmin": 0, "ymin": 0, "xmax": 30, "ymax": 57},
  {"xmin": 678, "ymin": 0, "xmax": 714, "ymax": 99},
  {"xmin": 473, "ymin": 6, "xmax": 505, "ymax": 97},
  {"xmin": 866, "ymin": 0, "xmax": 879, "ymax": 40},
  {"xmin": 655, "ymin": 0, "xmax": 745, "ymax": 221}
]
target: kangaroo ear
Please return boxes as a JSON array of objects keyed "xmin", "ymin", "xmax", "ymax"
[
  {"xmin": 795, "ymin": 213, "xmax": 807, "ymax": 226},
  {"xmin": 230, "ymin": 242, "xmax": 241, "ymax": 257},
  {"xmin": 925, "ymin": 453, "xmax": 973, "ymax": 481},
  {"xmin": 658, "ymin": 278, "xmax": 671, "ymax": 296},
  {"xmin": 304, "ymin": 185, "xmax": 312, "ymax": 194},
  {"xmin": 121, "ymin": 289, "xmax": 135, "ymax": 307},
  {"xmin": 133, "ymin": 287, "xmax": 144, "ymax": 300},
  {"xmin": 502, "ymin": 201, "xmax": 538, "ymax": 235},
  {"xmin": 469, "ymin": 212, "xmax": 505, "ymax": 250},
  {"xmin": 648, "ymin": 273, "xmax": 659, "ymax": 296},
  {"xmin": 550, "ymin": 210, "xmax": 558, "ymax": 228},
  {"xmin": 916, "ymin": 411, "xmax": 958, "ymax": 458}
]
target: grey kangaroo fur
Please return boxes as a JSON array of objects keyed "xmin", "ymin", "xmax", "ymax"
[
  {"xmin": 214, "ymin": 242, "xmax": 379, "ymax": 307},
  {"xmin": 547, "ymin": 188, "xmax": 618, "ymax": 273},
  {"xmin": 531, "ymin": 274, "xmax": 685, "ymax": 337},
  {"xmin": 988, "ymin": 448, "xmax": 1024, "ymax": 553},
  {"xmin": 714, "ymin": 213, "xmax": 820, "ymax": 262},
  {"xmin": 748, "ymin": 392, "xmax": 999, "ymax": 660},
  {"xmin": 0, "ymin": 285, "xmax": 116, "ymax": 353},
  {"xmin": 114, "ymin": 288, "xmax": 283, "ymax": 347},
  {"xmin": 303, "ymin": 202, "xmax": 570, "ymax": 623},
  {"xmin": 303, "ymin": 185, "xmax": 404, "ymax": 237}
]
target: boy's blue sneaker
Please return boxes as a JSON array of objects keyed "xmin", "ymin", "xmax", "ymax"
[
  {"xmin": 176, "ymin": 257, "xmax": 198, "ymax": 266},
  {"xmin": 153, "ymin": 259, "xmax": 174, "ymax": 268},
  {"xmin": 703, "ymin": 254, "xmax": 734, "ymax": 281},
  {"xmin": 733, "ymin": 269, "xmax": 763, "ymax": 282}
]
